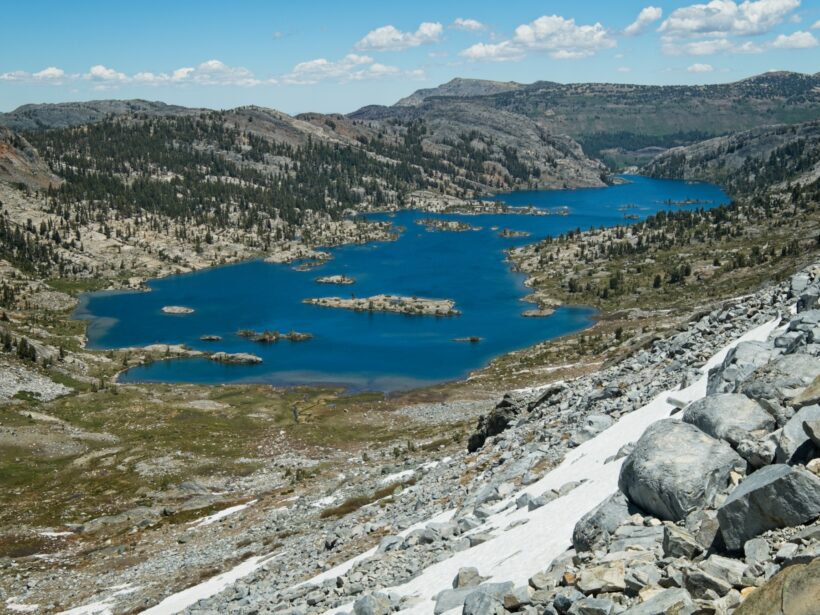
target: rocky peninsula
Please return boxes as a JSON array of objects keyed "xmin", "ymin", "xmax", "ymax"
[{"xmin": 304, "ymin": 294, "xmax": 461, "ymax": 316}]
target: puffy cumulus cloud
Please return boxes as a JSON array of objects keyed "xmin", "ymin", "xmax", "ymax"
[
  {"xmin": 513, "ymin": 15, "xmax": 616, "ymax": 57},
  {"xmin": 461, "ymin": 14, "xmax": 615, "ymax": 62},
  {"xmin": 771, "ymin": 30, "xmax": 818, "ymax": 47},
  {"xmin": 354, "ymin": 22, "xmax": 443, "ymax": 51},
  {"xmin": 459, "ymin": 41, "xmax": 526, "ymax": 62},
  {"xmin": 659, "ymin": 0, "xmax": 800, "ymax": 38},
  {"xmin": 624, "ymin": 6, "xmax": 663, "ymax": 36},
  {"xmin": 86, "ymin": 64, "xmax": 128, "ymax": 81},
  {"xmin": 0, "ymin": 66, "xmax": 69, "ymax": 83},
  {"xmin": 33, "ymin": 66, "xmax": 65, "ymax": 79},
  {"xmin": 688, "ymin": 62, "xmax": 715, "ymax": 71},
  {"xmin": 283, "ymin": 54, "xmax": 411, "ymax": 85},
  {"xmin": 452, "ymin": 18, "xmax": 486, "ymax": 31},
  {"xmin": 812, "ymin": 19, "xmax": 820, "ymax": 29}
]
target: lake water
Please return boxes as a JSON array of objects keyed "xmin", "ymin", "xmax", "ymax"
[{"xmin": 76, "ymin": 176, "xmax": 728, "ymax": 391}]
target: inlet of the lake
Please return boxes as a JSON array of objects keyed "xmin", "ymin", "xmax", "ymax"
[{"xmin": 74, "ymin": 176, "xmax": 729, "ymax": 391}]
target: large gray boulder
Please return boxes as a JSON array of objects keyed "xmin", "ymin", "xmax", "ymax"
[
  {"xmin": 572, "ymin": 492, "xmax": 641, "ymax": 553},
  {"xmin": 707, "ymin": 341, "xmax": 777, "ymax": 395},
  {"xmin": 618, "ymin": 420, "xmax": 745, "ymax": 521},
  {"xmin": 775, "ymin": 404, "xmax": 820, "ymax": 464},
  {"xmin": 717, "ymin": 464, "xmax": 820, "ymax": 551},
  {"xmin": 681, "ymin": 394, "xmax": 775, "ymax": 447}
]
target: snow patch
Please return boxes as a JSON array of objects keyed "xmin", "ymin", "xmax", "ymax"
[
  {"xmin": 192, "ymin": 500, "xmax": 257, "ymax": 528},
  {"xmin": 140, "ymin": 555, "xmax": 278, "ymax": 615}
]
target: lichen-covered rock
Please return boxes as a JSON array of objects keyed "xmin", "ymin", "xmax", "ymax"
[
  {"xmin": 734, "ymin": 557, "xmax": 820, "ymax": 615},
  {"xmin": 618, "ymin": 420, "xmax": 745, "ymax": 521}
]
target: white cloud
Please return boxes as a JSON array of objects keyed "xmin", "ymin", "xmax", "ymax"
[
  {"xmin": 771, "ymin": 30, "xmax": 818, "ymax": 47},
  {"xmin": 617, "ymin": 66, "xmax": 632, "ymax": 72},
  {"xmin": 354, "ymin": 22, "xmax": 443, "ymax": 51},
  {"xmin": 283, "ymin": 54, "xmax": 409, "ymax": 84},
  {"xmin": 1, "ymin": 60, "xmax": 268, "ymax": 88},
  {"xmin": 625, "ymin": 6, "xmax": 663, "ymax": 35},
  {"xmin": 460, "ymin": 41, "xmax": 526, "ymax": 62},
  {"xmin": 513, "ymin": 15, "xmax": 616, "ymax": 57},
  {"xmin": 812, "ymin": 19, "xmax": 820, "ymax": 29},
  {"xmin": 688, "ymin": 62, "xmax": 715, "ymax": 71},
  {"xmin": 0, "ymin": 70, "xmax": 29, "ymax": 82},
  {"xmin": 659, "ymin": 0, "xmax": 801, "ymax": 38},
  {"xmin": 461, "ymin": 14, "xmax": 615, "ymax": 62},
  {"xmin": 86, "ymin": 64, "xmax": 128, "ymax": 81},
  {"xmin": 452, "ymin": 18, "xmax": 486, "ymax": 31},
  {"xmin": 33, "ymin": 66, "xmax": 65, "ymax": 80}
]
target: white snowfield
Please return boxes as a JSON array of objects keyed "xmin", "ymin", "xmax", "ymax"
[{"xmin": 48, "ymin": 314, "xmax": 778, "ymax": 615}]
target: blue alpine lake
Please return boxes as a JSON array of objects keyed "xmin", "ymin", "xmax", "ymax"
[{"xmin": 76, "ymin": 176, "xmax": 729, "ymax": 391}]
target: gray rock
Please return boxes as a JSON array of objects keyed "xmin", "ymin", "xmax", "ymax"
[
  {"xmin": 576, "ymin": 561, "xmax": 626, "ymax": 594},
  {"xmin": 353, "ymin": 593, "xmax": 391, "ymax": 615},
  {"xmin": 699, "ymin": 554, "xmax": 747, "ymax": 587},
  {"xmin": 775, "ymin": 404, "xmax": 820, "ymax": 464},
  {"xmin": 743, "ymin": 538, "xmax": 770, "ymax": 564},
  {"xmin": 802, "ymin": 419, "xmax": 820, "ymax": 449},
  {"xmin": 683, "ymin": 568, "xmax": 733, "ymax": 599},
  {"xmin": 662, "ymin": 525, "xmax": 702, "ymax": 559},
  {"xmin": 553, "ymin": 588, "xmax": 585, "ymax": 614},
  {"xmin": 434, "ymin": 583, "xmax": 513, "ymax": 615},
  {"xmin": 736, "ymin": 437, "xmax": 777, "ymax": 469},
  {"xmin": 572, "ymin": 492, "xmax": 640, "ymax": 553},
  {"xmin": 707, "ymin": 341, "xmax": 777, "ymax": 394},
  {"xmin": 618, "ymin": 420, "xmax": 745, "ymax": 521},
  {"xmin": 718, "ymin": 463, "xmax": 820, "ymax": 550},
  {"xmin": 567, "ymin": 597, "xmax": 615, "ymax": 615},
  {"xmin": 608, "ymin": 525, "xmax": 664, "ymax": 552},
  {"xmin": 740, "ymin": 354, "xmax": 820, "ymax": 426},
  {"xmin": 621, "ymin": 588, "xmax": 696, "ymax": 615},
  {"xmin": 681, "ymin": 394, "xmax": 775, "ymax": 446},
  {"xmin": 453, "ymin": 567, "xmax": 484, "ymax": 589},
  {"xmin": 463, "ymin": 591, "xmax": 504, "ymax": 615},
  {"xmin": 502, "ymin": 585, "xmax": 532, "ymax": 610}
]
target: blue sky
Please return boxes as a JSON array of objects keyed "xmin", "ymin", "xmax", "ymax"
[{"xmin": 1, "ymin": 0, "xmax": 818, "ymax": 114}]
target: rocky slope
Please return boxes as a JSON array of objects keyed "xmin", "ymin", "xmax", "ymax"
[
  {"xmin": 0, "ymin": 128, "xmax": 61, "ymax": 190},
  {"xmin": 8, "ymin": 259, "xmax": 815, "ymax": 614},
  {"xmin": 180, "ymin": 265, "xmax": 819, "ymax": 615},
  {"xmin": 644, "ymin": 120, "xmax": 820, "ymax": 193}
]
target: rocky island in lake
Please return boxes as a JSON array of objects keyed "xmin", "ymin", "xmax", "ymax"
[
  {"xmin": 237, "ymin": 329, "xmax": 313, "ymax": 343},
  {"xmin": 315, "ymin": 274, "xmax": 355, "ymax": 285},
  {"xmin": 210, "ymin": 351, "xmax": 263, "ymax": 364},
  {"xmin": 304, "ymin": 294, "xmax": 460, "ymax": 316},
  {"xmin": 416, "ymin": 218, "xmax": 481, "ymax": 233},
  {"xmin": 161, "ymin": 305, "xmax": 194, "ymax": 314}
]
